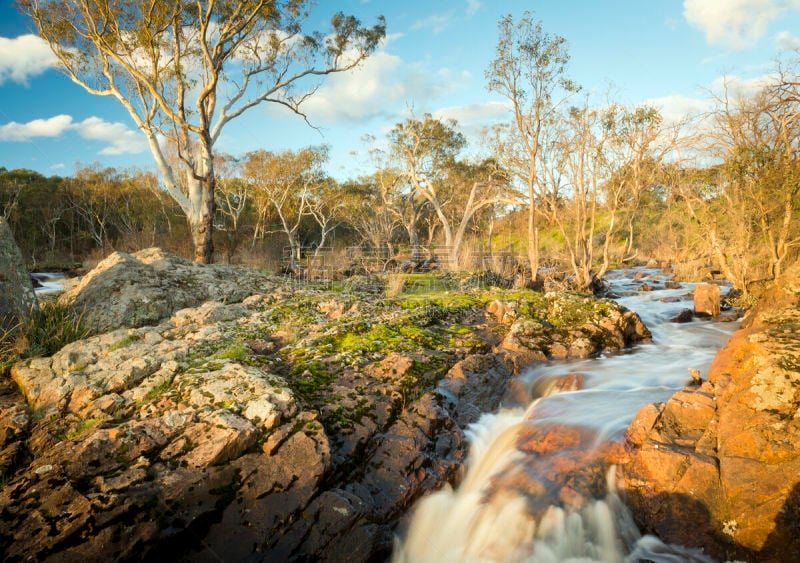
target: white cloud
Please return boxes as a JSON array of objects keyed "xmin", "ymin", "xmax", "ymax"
[
  {"xmin": 412, "ymin": 14, "xmax": 452, "ymax": 34},
  {"xmin": 299, "ymin": 51, "xmax": 465, "ymax": 124},
  {"xmin": 776, "ymin": 30, "xmax": 800, "ymax": 50},
  {"xmin": 0, "ymin": 34, "xmax": 57, "ymax": 85},
  {"xmin": 709, "ymin": 72, "xmax": 779, "ymax": 98},
  {"xmin": 0, "ymin": 114, "xmax": 147, "ymax": 155},
  {"xmin": 0, "ymin": 114, "xmax": 73, "ymax": 141},
  {"xmin": 72, "ymin": 117, "xmax": 148, "ymax": 155},
  {"xmin": 644, "ymin": 95, "xmax": 713, "ymax": 123},
  {"xmin": 432, "ymin": 101, "xmax": 510, "ymax": 125},
  {"xmin": 683, "ymin": 0, "xmax": 800, "ymax": 49},
  {"xmin": 466, "ymin": 0, "xmax": 480, "ymax": 16}
]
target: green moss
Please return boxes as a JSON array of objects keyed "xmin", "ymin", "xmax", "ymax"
[
  {"xmin": 109, "ymin": 333, "xmax": 142, "ymax": 352},
  {"xmin": 215, "ymin": 342, "xmax": 248, "ymax": 361},
  {"xmin": 64, "ymin": 417, "xmax": 103, "ymax": 441}
]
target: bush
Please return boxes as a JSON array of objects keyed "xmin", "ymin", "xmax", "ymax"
[{"xmin": 0, "ymin": 301, "xmax": 89, "ymax": 375}]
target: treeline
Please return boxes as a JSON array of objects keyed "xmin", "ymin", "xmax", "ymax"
[{"xmin": 3, "ymin": 14, "xmax": 799, "ymax": 296}]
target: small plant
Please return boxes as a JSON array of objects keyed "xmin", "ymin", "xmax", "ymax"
[
  {"xmin": 385, "ymin": 274, "xmax": 407, "ymax": 298},
  {"xmin": 1, "ymin": 301, "xmax": 90, "ymax": 375}
]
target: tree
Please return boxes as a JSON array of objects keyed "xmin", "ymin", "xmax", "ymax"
[
  {"xmin": 242, "ymin": 146, "xmax": 327, "ymax": 270},
  {"xmin": 487, "ymin": 12, "xmax": 578, "ymax": 283},
  {"xmin": 22, "ymin": 0, "xmax": 385, "ymax": 263},
  {"xmin": 389, "ymin": 114, "xmax": 510, "ymax": 269},
  {"xmin": 344, "ymin": 173, "xmax": 401, "ymax": 258},
  {"xmin": 676, "ymin": 79, "xmax": 800, "ymax": 293},
  {"xmin": 213, "ymin": 154, "xmax": 250, "ymax": 264}
]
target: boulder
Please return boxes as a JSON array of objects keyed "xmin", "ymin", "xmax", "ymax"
[
  {"xmin": 0, "ymin": 217, "xmax": 37, "ymax": 325},
  {"xmin": 60, "ymin": 247, "xmax": 275, "ymax": 332},
  {"xmin": 693, "ymin": 283, "xmax": 721, "ymax": 317},
  {"xmin": 669, "ymin": 308, "xmax": 694, "ymax": 323}
]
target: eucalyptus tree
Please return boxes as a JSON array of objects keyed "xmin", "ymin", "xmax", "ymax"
[
  {"xmin": 21, "ymin": 0, "xmax": 385, "ymax": 263},
  {"xmin": 213, "ymin": 154, "xmax": 250, "ymax": 263},
  {"xmin": 389, "ymin": 114, "xmax": 511, "ymax": 269},
  {"xmin": 241, "ymin": 146, "xmax": 327, "ymax": 270},
  {"xmin": 603, "ymin": 105, "xmax": 671, "ymax": 261},
  {"xmin": 678, "ymin": 80, "xmax": 800, "ymax": 292},
  {"xmin": 346, "ymin": 172, "xmax": 402, "ymax": 257},
  {"xmin": 487, "ymin": 11, "xmax": 579, "ymax": 283}
]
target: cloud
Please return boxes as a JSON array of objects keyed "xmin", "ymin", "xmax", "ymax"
[
  {"xmin": 299, "ymin": 51, "xmax": 465, "ymax": 124},
  {"xmin": 0, "ymin": 34, "xmax": 57, "ymax": 85},
  {"xmin": 72, "ymin": 117, "xmax": 148, "ymax": 155},
  {"xmin": 776, "ymin": 30, "xmax": 800, "ymax": 50},
  {"xmin": 0, "ymin": 114, "xmax": 147, "ymax": 155},
  {"xmin": 0, "ymin": 114, "xmax": 73, "ymax": 141},
  {"xmin": 466, "ymin": 0, "xmax": 480, "ymax": 16},
  {"xmin": 644, "ymin": 95, "xmax": 713, "ymax": 123},
  {"xmin": 432, "ymin": 101, "xmax": 510, "ymax": 125},
  {"xmin": 683, "ymin": 0, "xmax": 800, "ymax": 49},
  {"xmin": 412, "ymin": 13, "xmax": 453, "ymax": 34},
  {"xmin": 709, "ymin": 72, "xmax": 779, "ymax": 98}
]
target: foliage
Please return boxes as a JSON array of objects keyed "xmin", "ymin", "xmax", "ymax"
[
  {"xmin": 0, "ymin": 301, "xmax": 90, "ymax": 375},
  {"xmin": 22, "ymin": 0, "xmax": 386, "ymax": 262}
]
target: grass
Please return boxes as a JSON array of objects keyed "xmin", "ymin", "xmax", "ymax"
[{"xmin": 1, "ymin": 301, "xmax": 90, "ymax": 375}]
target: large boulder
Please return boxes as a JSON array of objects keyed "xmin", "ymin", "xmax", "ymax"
[
  {"xmin": 619, "ymin": 263, "xmax": 800, "ymax": 561},
  {"xmin": 60, "ymin": 247, "xmax": 275, "ymax": 332},
  {"xmin": 0, "ymin": 217, "xmax": 37, "ymax": 326}
]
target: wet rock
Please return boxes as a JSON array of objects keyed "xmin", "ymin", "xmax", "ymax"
[
  {"xmin": 670, "ymin": 308, "xmax": 694, "ymax": 323},
  {"xmin": 693, "ymin": 283, "xmax": 721, "ymax": 317}
]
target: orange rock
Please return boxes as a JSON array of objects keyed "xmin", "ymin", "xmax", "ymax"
[{"xmin": 693, "ymin": 283, "xmax": 721, "ymax": 317}]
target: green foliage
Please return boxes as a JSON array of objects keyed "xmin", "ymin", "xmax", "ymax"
[{"xmin": 1, "ymin": 301, "xmax": 90, "ymax": 375}]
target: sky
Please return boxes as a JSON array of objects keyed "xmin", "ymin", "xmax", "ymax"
[{"xmin": 1, "ymin": 0, "xmax": 800, "ymax": 181}]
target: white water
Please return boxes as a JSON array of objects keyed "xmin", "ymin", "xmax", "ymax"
[
  {"xmin": 393, "ymin": 269, "xmax": 736, "ymax": 563},
  {"xmin": 31, "ymin": 272, "xmax": 66, "ymax": 294}
]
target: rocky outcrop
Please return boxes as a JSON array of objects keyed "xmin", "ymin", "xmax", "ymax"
[
  {"xmin": 0, "ymin": 252, "xmax": 651, "ymax": 562},
  {"xmin": 59, "ymin": 247, "xmax": 276, "ymax": 333},
  {"xmin": 618, "ymin": 262, "xmax": 800, "ymax": 562},
  {"xmin": 0, "ymin": 216, "xmax": 37, "ymax": 325}
]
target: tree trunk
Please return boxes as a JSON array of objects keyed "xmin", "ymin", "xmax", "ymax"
[
  {"xmin": 191, "ymin": 176, "xmax": 216, "ymax": 264},
  {"xmin": 407, "ymin": 223, "xmax": 422, "ymax": 263},
  {"xmin": 527, "ymin": 194, "xmax": 540, "ymax": 282}
]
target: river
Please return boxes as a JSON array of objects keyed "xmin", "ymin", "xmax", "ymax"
[
  {"xmin": 393, "ymin": 269, "xmax": 738, "ymax": 563},
  {"xmin": 31, "ymin": 272, "xmax": 66, "ymax": 294}
]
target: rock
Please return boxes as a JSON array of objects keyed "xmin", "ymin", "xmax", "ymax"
[
  {"xmin": 693, "ymin": 283, "xmax": 721, "ymax": 317},
  {"xmin": 619, "ymin": 264, "xmax": 800, "ymax": 561},
  {"xmin": 670, "ymin": 308, "xmax": 694, "ymax": 323},
  {"xmin": 0, "ymin": 216, "xmax": 38, "ymax": 326},
  {"xmin": 60, "ymin": 247, "xmax": 275, "ymax": 332},
  {"xmin": 637, "ymin": 283, "xmax": 656, "ymax": 291},
  {"xmin": 665, "ymin": 281, "xmax": 682, "ymax": 289}
]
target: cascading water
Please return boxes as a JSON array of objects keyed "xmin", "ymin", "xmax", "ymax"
[{"xmin": 393, "ymin": 269, "xmax": 737, "ymax": 563}]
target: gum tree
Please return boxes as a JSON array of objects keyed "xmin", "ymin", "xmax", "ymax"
[
  {"xmin": 21, "ymin": 0, "xmax": 385, "ymax": 262},
  {"xmin": 487, "ymin": 12, "xmax": 578, "ymax": 284}
]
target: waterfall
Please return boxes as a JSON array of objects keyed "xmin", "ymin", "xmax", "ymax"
[{"xmin": 393, "ymin": 269, "xmax": 735, "ymax": 562}]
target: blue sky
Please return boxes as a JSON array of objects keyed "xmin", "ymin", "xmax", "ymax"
[{"xmin": 1, "ymin": 0, "xmax": 799, "ymax": 180}]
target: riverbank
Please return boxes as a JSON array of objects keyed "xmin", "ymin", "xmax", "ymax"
[
  {"xmin": 0, "ymin": 249, "xmax": 650, "ymax": 561},
  {"xmin": 618, "ymin": 260, "xmax": 800, "ymax": 561}
]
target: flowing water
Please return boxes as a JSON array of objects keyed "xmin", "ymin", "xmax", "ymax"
[
  {"xmin": 31, "ymin": 272, "xmax": 66, "ymax": 294},
  {"xmin": 393, "ymin": 269, "xmax": 738, "ymax": 563}
]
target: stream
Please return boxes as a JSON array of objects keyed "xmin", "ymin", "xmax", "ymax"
[{"xmin": 393, "ymin": 269, "xmax": 738, "ymax": 563}]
